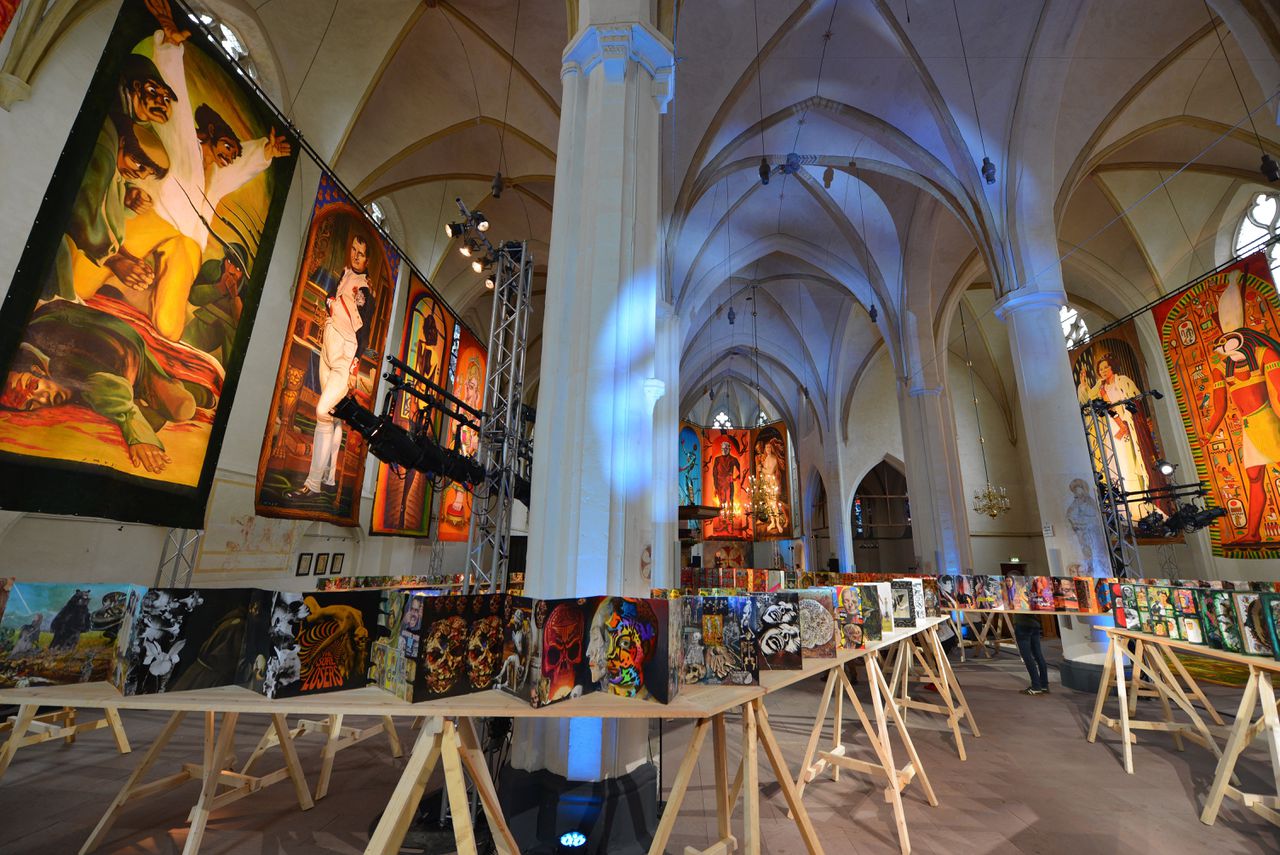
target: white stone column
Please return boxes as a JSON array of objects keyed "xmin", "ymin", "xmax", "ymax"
[
  {"xmin": 651, "ymin": 301, "xmax": 681, "ymax": 589},
  {"xmin": 994, "ymin": 288, "xmax": 1110, "ymax": 664},
  {"xmin": 515, "ymin": 3, "xmax": 674, "ymax": 780},
  {"xmin": 898, "ymin": 383, "xmax": 973, "ymax": 573}
]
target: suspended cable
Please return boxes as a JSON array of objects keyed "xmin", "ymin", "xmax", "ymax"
[
  {"xmin": 752, "ymin": 0, "xmax": 768, "ymax": 157},
  {"xmin": 495, "ymin": 0, "xmax": 523, "ymax": 180},
  {"xmin": 1201, "ymin": 0, "xmax": 1268, "ymax": 159},
  {"xmin": 792, "ymin": 0, "xmax": 841, "ymax": 153},
  {"xmin": 950, "ymin": 0, "xmax": 986, "ymax": 158}
]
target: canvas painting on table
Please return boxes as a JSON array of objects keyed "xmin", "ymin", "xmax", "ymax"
[
  {"xmin": 750, "ymin": 592, "xmax": 801, "ymax": 670},
  {"xmin": 0, "ymin": 0, "xmax": 298, "ymax": 527},
  {"xmin": 1234, "ymin": 592, "xmax": 1273, "ymax": 656},
  {"xmin": 1207, "ymin": 590, "xmax": 1244, "ymax": 653},
  {"xmin": 495, "ymin": 595, "xmax": 535, "ymax": 697},
  {"xmin": 368, "ymin": 589, "xmax": 414, "ymax": 701},
  {"xmin": 527, "ymin": 597, "xmax": 600, "ymax": 708},
  {"xmin": 697, "ymin": 596, "xmax": 758, "ymax": 686},
  {"xmin": 115, "ymin": 587, "xmax": 265, "ymax": 695},
  {"xmin": 410, "ymin": 593, "xmax": 506, "ymax": 701},
  {"xmin": 835, "ymin": 586, "xmax": 863, "ymax": 649},
  {"xmin": 937, "ymin": 576, "xmax": 959, "ymax": 609},
  {"xmin": 0, "ymin": 578, "xmax": 11, "ymax": 624},
  {"xmin": 0, "ymin": 583, "xmax": 142, "ymax": 688},
  {"xmin": 1029, "ymin": 577, "xmax": 1055, "ymax": 611},
  {"xmin": 1261, "ymin": 593, "xmax": 1280, "ymax": 662},
  {"xmin": 797, "ymin": 589, "xmax": 837, "ymax": 658},
  {"xmin": 586, "ymin": 597, "xmax": 677, "ymax": 703},
  {"xmin": 974, "ymin": 575, "xmax": 1001, "ymax": 609}
]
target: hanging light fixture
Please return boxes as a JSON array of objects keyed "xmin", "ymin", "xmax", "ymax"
[{"xmin": 960, "ymin": 308, "xmax": 1011, "ymax": 518}]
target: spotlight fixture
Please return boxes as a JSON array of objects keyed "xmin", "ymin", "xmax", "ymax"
[
  {"xmin": 484, "ymin": 276, "xmax": 496, "ymax": 290},
  {"xmin": 492, "ymin": 171, "xmax": 504, "ymax": 199},
  {"xmin": 1149, "ymin": 388, "xmax": 1164, "ymax": 400},
  {"xmin": 1263, "ymin": 153, "xmax": 1280, "ymax": 183},
  {"xmin": 1123, "ymin": 400, "xmax": 1139, "ymax": 414},
  {"xmin": 727, "ymin": 306, "xmax": 736, "ymax": 325},
  {"xmin": 1155, "ymin": 458, "xmax": 1176, "ymax": 477},
  {"xmin": 981, "ymin": 156, "xmax": 996, "ymax": 185},
  {"xmin": 822, "ymin": 165, "xmax": 834, "ymax": 189},
  {"xmin": 758, "ymin": 157, "xmax": 771, "ymax": 186},
  {"xmin": 471, "ymin": 211, "xmax": 490, "ymax": 232},
  {"xmin": 459, "ymin": 242, "xmax": 474, "ymax": 258},
  {"xmin": 869, "ymin": 303, "xmax": 878, "ymax": 322},
  {"xmin": 471, "ymin": 258, "xmax": 485, "ymax": 274},
  {"xmin": 444, "ymin": 221, "xmax": 467, "ymax": 239}
]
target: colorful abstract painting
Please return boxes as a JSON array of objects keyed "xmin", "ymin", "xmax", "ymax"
[
  {"xmin": 370, "ymin": 274, "xmax": 457, "ymax": 536},
  {"xmin": 255, "ymin": 173, "xmax": 399, "ymax": 526},
  {"xmin": 1070, "ymin": 319, "xmax": 1175, "ymax": 528},
  {"xmin": 436, "ymin": 325, "xmax": 487, "ymax": 541},
  {"xmin": 1153, "ymin": 252, "xmax": 1280, "ymax": 558},
  {"xmin": 0, "ymin": 0, "xmax": 297, "ymax": 527}
]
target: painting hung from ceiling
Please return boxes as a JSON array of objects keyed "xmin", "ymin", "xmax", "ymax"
[
  {"xmin": 1070, "ymin": 319, "xmax": 1176, "ymax": 533},
  {"xmin": 678, "ymin": 422, "xmax": 701, "ymax": 506},
  {"xmin": 697, "ymin": 421, "xmax": 794, "ymax": 541},
  {"xmin": 255, "ymin": 172, "xmax": 399, "ymax": 526},
  {"xmin": 0, "ymin": 1, "xmax": 20, "ymax": 44},
  {"xmin": 370, "ymin": 274, "xmax": 456, "ymax": 536},
  {"xmin": 437, "ymin": 326, "xmax": 487, "ymax": 542},
  {"xmin": 1153, "ymin": 252, "xmax": 1280, "ymax": 559},
  {"xmin": 0, "ymin": 0, "xmax": 298, "ymax": 527}
]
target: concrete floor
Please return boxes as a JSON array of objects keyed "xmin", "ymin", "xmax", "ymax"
[{"xmin": 1, "ymin": 645, "xmax": 1278, "ymax": 854}]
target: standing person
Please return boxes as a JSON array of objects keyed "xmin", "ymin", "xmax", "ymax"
[
  {"xmin": 286, "ymin": 234, "xmax": 372, "ymax": 502},
  {"xmin": 1014, "ymin": 613, "xmax": 1049, "ymax": 695}
]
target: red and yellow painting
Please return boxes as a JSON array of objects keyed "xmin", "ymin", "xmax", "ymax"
[
  {"xmin": 701, "ymin": 428, "xmax": 753, "ymax": 540},
  {"xmin": 1153, "ymin": 252, "xmax": 1280, "ymax": 559},
  {"xmin": 0, "ymin": 0, "xmax": 297, "ymax": 527},
  {"xmin": 751, "ymin": 422, "xmax": 793, "ymax": 539},
  {"xmin": 1070, "ymin": 319, "xmax": 1176, "ymax": 534},
  {"xmin": 370, "ymin": 274, "xmax": 456, "ymax": 536},
  {"xmin": 255, "ymin": 173, "xmax": 399, "ymax": 526},
  {"xmin": 436, "ymin": 326, "xmax": 487, "ymax": 541}
]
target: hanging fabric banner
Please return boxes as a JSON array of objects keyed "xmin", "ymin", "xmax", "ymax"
[
  {"xmin": 0, "ymin": 1, "xmax": 20, "ymax": 44},
  {"xmin": 678, "ymin": 421, "xmax": 701, "ymax": 506},
  {"xmin": 255, "ymin": 172, "xmax": 399, "ymax": 526},
  {"xmin": 370, "ymin": 274, "xmax": 456, "ymax": 536},
  {"xmin": 752, "ymin": 421, "xmax": 793, "ymax": 540},
  {"xmin": 0, "ymin": 0, "xmax": 298, "ymax": 527},
  {"xmin": 701, "ymin": 427, "xmax": 753, "ymax": 540},
  {"xmin": 1069, "ymin": 318, "xmax": 1177, "ymax": 535},
  {"xmin": 436, "ymin": 325, "xmax": 487, "ymax": 541},
  {"xmin": 1152, "ymin": 252, "xmax": 1280, "ymax": 559}
]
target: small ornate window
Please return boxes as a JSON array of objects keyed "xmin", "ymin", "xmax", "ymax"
[
  {"xmin": 711, "ymin": 410, "xmax": 733, "ymax": 430},
  {"xmin": 1060, "ymin": 305, "xmax": 1089, "ymax": 348},
  {"xmin": 1235, "ymin": 192, "xmax": 1280, "ymax": 279},
  {"xmin": 189, "ymin": 12, "xmax": 257, "ymax": 79},
  {"xmin": 367, "ymin": 201, "xmax": 386, "ymax": 227}
]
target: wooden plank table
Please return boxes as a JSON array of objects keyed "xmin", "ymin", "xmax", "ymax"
[
  {"xmin": 0, "ymin": 678, "xmax": 824, "ymax": 855},
  {"xmin": 1085, "ymin": 627, "xmax": 1280, "ymax": 828}
]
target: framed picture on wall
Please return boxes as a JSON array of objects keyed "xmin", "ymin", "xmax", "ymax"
[
  {"xmin": 314, "ymin": 554, "xmax": 329, "ymax": 576},
  {"xmin": 295, "ymin": 553, "xmax": 313, "ymax": 576},
  {"xmin": 330, "ymin": 554, "xmax": 344, "ymax": 576}
]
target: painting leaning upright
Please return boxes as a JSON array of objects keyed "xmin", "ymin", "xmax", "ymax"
[{"xmin": 0, "ymin": 0, "xmax": 298, "ymax": 527}]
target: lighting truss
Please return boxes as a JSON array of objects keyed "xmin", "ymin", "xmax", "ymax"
[{"xmin": 1080, "ymin": 397, "xmax": 1142, "ymax": 578}]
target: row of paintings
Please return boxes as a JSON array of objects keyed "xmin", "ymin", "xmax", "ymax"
[
  {"xmin": 294, "ymin": 552, "xmax": 345, "ymax": 577},
  {"xmin": 0, "ymin": 0, "xmax": 486, "ymax": 541},
  {"xmin": 1111, "ymin": 582, "xmax": 1280, "ymax": 659},
  {"xmin": 681, "ymin": 421, "xmax": 794, "ymax": 541}
]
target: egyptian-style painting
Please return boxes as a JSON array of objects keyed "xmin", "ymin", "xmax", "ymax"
[
  {"xmin": 437, "ymin": 326, "xmax": 487, "ymax": 541},
  {"xmin": 256, "ymin": 173, "xmax": 399, "ymax": 526},
  {"xmin": 1070, "ymin": 319, "xmax": 1175, "ymax": 528},
  {"xmin": 410, "ymin": 593, "xmax": 506, "ymax": 700},
  {"xmin": 0, "ymin": 0, "xmax": 297, "ymax": 527},
  {"xmin": 797, "ymin": 589, "xmax": 837, "ymax": 658},
  {"xmin": 678, "ymin": 422, "xmax": 701, "ymax": 506},
  {"xmin": 247, "ymin": 590, "xmax": 383, "ymax": 698},
  {"xmin": 701, "ymin": 428, "xmax": 752, "ymax": 540},
  {"xmin": 371, "ymin": 275, "xmax": 457, "ymax": 536},
  {"xmin": 586, "ymin": 597, "xmax": 677, "ymax": 703},
  {"xmin": 115, "ymin": 587, "xmax": 264, "ymax": 694},
  {"xmin": 0, "ymin": 583, "xmax": 141, "ymax": 687},
  {"xmin": 1153, "ymin": 252, "xmax": 1280, "ymax": 558},
  {"xmin": 750, "ymin": 592, "xmax": 801, "ymax": 670},
  {"xmin": 528, "ymin": 597, "xmax": 599, "ymax": 708},
  {"xmin": 752, "ymin": 422, "xmax": 793, "ymax": 539}
]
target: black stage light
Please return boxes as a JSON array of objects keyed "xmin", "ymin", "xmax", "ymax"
[
  {"xmin": 492, "ymin": 171, "xmax": 504, "ymax": 198},
  {"xmin": 758, "ymin": 157, "xmax": 771, "ymax": 186},
  {"xmin": 981, "ymin": 156, "xmax": 997, "ymax": 185},
  {"xmin": 471, "ymin": 211, "xmax": 490, "ymax": 232},
  {"xmin": 444, "ymin": 221, "xmax": 467, "ymax": 239},
  {"xmin": 1263, "ymin": 153, "xmax": 1279, "ymax": 183},
  {"xmin": 1155, "ymin": 458, "xmax": 1176, "ymax": 476},
  {"xmin": 1149, "ymin": 388, "xmax": 1164, "ymax": 400}
]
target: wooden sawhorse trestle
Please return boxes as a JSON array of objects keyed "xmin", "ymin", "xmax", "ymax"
[
  {"xmin": 881, "ymin": 623, "xmax": 981, "ymax": 761},
  {"xmin": 0, "ymin": 704, "xmax": 130, "ymax": 782},
  {"xmin": 241, "ymin": 713, "xmax": 404, "ymax": 799}
]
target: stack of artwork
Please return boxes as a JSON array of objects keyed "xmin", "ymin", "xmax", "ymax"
[{"xmin": 1108, "ymin": 579, "xmax": 1280, "ymax": 660}]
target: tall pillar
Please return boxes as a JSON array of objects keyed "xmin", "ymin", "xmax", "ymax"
[
  {"xmin": 994, "ymin": 288, "xmax": 1111, "ymax": 675},
  {"xmin": 898, "ymin": 383, "xmax": 973, "ymax": 573},
  {"xmin": 651, "ymin": 301, "xmax": 681, "ymax": 589},
  {"xmin": 515, "ymin": 2, "xmax": 674, "ymax": 784}
]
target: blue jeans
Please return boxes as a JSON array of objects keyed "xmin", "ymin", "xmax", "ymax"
[{"xmin": 1015, "ymin": 623, "xmax": 1048, "ymax": 690}]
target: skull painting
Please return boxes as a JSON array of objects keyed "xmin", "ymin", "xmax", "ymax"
[
  {"xmin": 541, "ymin": 603, "xmax": 584, "ymax": 702},
  {"xmin": 422, "ymin": 616, "xmax": 467, "ymax": 695},
  {"xmin": 466, "ymin": 615, "xmax": 503, "ymax": 689}
]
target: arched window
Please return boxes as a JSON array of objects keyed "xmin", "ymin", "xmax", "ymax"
[
  {"xmin": 1235, "ymin": 192, "xmax": 1280, "ymax": 279},
  {"xmin": 189, "ymin": 11, "xmax": 258, "ymax": 79},
  {"xmin": 1060, "ymin": 305, "xmax": 1089, "ymax": 348},
  {"xmin": 367, "ymin": 201, "xmax": 386, "ymax": 227},
  {"xmin": 711, "ymin": 410, "xmax": 733, "ymax": 430}
]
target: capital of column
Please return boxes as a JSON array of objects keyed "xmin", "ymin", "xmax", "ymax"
[
  {"xmin": 993, "ymin": 288, "xmax": 1066, "ymax": 321},
  {"xmin": 907, "ymin": 384, "xmax": 944, "ymax": 398},
  {"xmin": 642, "ymin": 377, "xmax": 666, "ymax": 408},
  {"xmin": 562, "ymin": 22, "xmax": 675, "ymax": 112}
]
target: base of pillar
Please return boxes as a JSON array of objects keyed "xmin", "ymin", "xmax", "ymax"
[
  {"xmin": 1058, "ymin": 657, "xmax": 1106, "ymax": 693},
  {"xmin": 498, "ymin": 761, "xmax": 657, "ymax": 854}
]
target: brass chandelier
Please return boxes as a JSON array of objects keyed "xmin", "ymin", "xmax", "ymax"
[{"xmin": 960, "ymin": 309, "xmax": 1010, "ymax": 519}]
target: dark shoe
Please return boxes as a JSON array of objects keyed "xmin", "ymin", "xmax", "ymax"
[
  {"xmin": 322, "ymin": 482, "xmax": 338, "ymax": 494},
  {"xmin": 1020, "ymin": 687, "xmax": 1043, "ymax": 695},
  {"xmin": 1039, "ymin": 686, "xmax": 1051, "ymax": 695},
  {"xmin": 285, "ymin": 485, "xmax": 321, "ymax": 501}
]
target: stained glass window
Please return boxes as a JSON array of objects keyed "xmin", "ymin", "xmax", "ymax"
[{"xmin": 1235, "ymin": 192, "xmax": 1280, "ymax": 279}]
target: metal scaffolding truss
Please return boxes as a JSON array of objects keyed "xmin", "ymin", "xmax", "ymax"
[
  {"xmin": 1080, "ymin": 400, "xmax": 1142, "ymax": 578},
  {"xmin": 155, "ymin": 528, "xmax": 202, "ymax": 587},
  {"xmin": 465, "ymin": 241, "xmax": 534, "ymax": 593}
]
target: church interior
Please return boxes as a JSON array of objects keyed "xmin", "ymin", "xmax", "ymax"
[{"xmin": 0, "ymin": 0, "xmax": 1278, "ymax": 853}]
